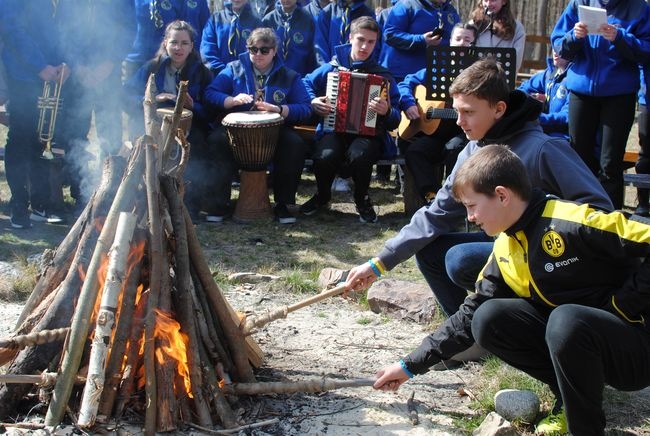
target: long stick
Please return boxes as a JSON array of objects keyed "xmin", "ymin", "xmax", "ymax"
[
  {"xmin": 78, "ymin": 212, "xmax": 137, "ymax": 428},
  {"xmin": 45, "ymin": 144, "xmax": 145, "ymax": 427},
  {"xmin": 221, "ymin": 377, "xmax": 376, "ymax": 396},
  {"xmin": 241, "ymin": 283, "xmax": 349, "ymax": 335},
  {"xmin": 0, "ymin": 327, "xmax": 70, "ymax": 350}
]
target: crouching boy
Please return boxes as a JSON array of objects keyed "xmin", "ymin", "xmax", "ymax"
[{"xmin": 372, "ymin": 144, "xmax": 650, "ymax": 436}]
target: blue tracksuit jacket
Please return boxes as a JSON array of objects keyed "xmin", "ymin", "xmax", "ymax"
[
  {"xmin": 551, "ymin": 0, "xmax": 650, "ymax": 97},
  {"xmin": 200, "ymin": 2, "xmax": 263, "ymax": 75},
  {"xmin": 262, "ymin": 2, "xmax": 316, "ymax": 75},
  {"xmin": 205, "ymin": 53, "xmax": 312, "ymax": 125},
  {"xmin": 303, "ymin": 43, "xmax": 401, "ymax": 157},
  {"xmin": 378, "ymin": 0, "xmax": 460, "ymax": 80},
  {"xmin": 127, "ymin": 0, "xmax": 210, "ymax": 65}
]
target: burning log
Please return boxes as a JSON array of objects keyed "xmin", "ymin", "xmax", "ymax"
[{"xmin": 78, "ymin": 212, "xmax": 137, "ymax": 428}]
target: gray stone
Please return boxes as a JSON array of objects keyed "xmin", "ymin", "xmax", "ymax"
[
  {"xmin": 0, "ymin": 261, "xmax": 19, "ymax": 280},
  {"xmin": 366, "ymin": 279, "xmax": 437, "ymax": 323},
  {"xmin": 494, "ymin": 389, "xmax": 540, "ymax": 424},
  {"xmin": 473, "ymin": 412, "xmax": 520, "ymax": 436}
]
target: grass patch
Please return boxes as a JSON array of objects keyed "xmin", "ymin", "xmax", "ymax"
[
  {"xmin": 356, "ymin": 316, "xmax": 372, "ymax": 325},
  {"xmin": 0, "ymin": 255, "xmax": 39, "ymax": 302}
]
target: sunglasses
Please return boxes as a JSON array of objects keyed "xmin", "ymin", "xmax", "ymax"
[{"xmin": 248, "ymin": 46, "xmax": 273, "ymax": 55}]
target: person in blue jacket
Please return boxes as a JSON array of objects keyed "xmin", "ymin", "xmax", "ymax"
[
  {"xmin": 300, "ymin": 16, "xmax": 401, "ymax": 223},
  {"xmin": 204, "ymin": 27, "xmax": 312, "ymax": 224},
  {"xmin": 635, "ymin": 66, "xmax": 650, "ymax": 217},
  {"xmin": 304, "ymin": 0, "xmax": 331, "ymax": 22},
  {"xmin": 0, "ymin": 0, "xmax": 75, "ymax": 228},
  {"xmin": 125, "ymin": 20, "xmax": 214, "ymax": 221},
  {"xmin": 262, "ymin": 0, "xmax": 316, "ymax": 75},
  {"xmin": 124, "ymin": 0, "xmax": 210, "ymax": 82},
  {"xmin": 200, "ymin": 0, "xmax": 263, "ymax": 75},
  {"xmin": 517, "ymin": 50, "xmax": 571, "ymax": 140},
  {"xmin": 314, "ymin": 0, "xmax": 376, "ymax": 65},
  {"xmin": 378, "ymin": 0, "xmax": 460, "ymax": 83},
  {"xmin": 551, "ymin": 0, "xmax": 650, "ymax": 209}
]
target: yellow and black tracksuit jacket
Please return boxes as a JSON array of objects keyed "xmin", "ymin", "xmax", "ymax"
[{"xmin": 404, "ymin": 190, "xmax": 650, "ymax": 375}]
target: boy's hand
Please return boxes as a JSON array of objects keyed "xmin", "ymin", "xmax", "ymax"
[
  {"xmin": 405, "ymin": 105, "xmax": 420, "ymax": 120},
  {"xmin": 423, "ymin": 31, "xmax": 442, "ymax": 47},
  {"xmin": 599, "ymin": 23, "xmax": 619, "ymax": 42},
  {"xmin": 311, "ymin": 96, "xmax": 332, "ymax": 116},
  {"xmin": 345, "ymin": 262, "xmax": 378, "ymax": 292},
  {"xmin": 369, "ymin": 96, "xmax": 389, "ymax": 116},
  {"xmin": 574, "ymin": 22, "xmax": 588, "ymax": 39},
  {"xmin": 374, "ymin": 362, "xmax": 410, "ymax": 391}
]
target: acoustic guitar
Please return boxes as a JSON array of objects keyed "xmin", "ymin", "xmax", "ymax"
[{"xmin": 398, "ymin": 85, "xmax": 458, "ymax": 140}]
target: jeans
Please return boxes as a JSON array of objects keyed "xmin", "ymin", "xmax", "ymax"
[
  {"xmin": 473, "ymin": 300, "xmax": 650, "ymax": 436},
  {"xmin": 415, "ymin": 232, "xmax": 493, "ymax": 316}
]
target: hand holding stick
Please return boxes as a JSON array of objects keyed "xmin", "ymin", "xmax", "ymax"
[{"xmin": 241, "ymin": 282, "xmax": 349, "ymax": 335}]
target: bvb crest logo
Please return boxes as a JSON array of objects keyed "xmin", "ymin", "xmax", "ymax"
[{"xmin": 541, "ymin": 230, "xmax": 565, "ymax": 257}]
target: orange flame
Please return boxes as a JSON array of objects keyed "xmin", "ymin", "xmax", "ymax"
[{"xmin": 154, "ymin": 308, "xmax": 192, "ymax": 397}]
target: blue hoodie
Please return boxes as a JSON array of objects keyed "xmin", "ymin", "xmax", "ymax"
[
  {"xmin": 200, "ymin": 2, "xmax": 263, "ymax": 75},
  {"xmin": 262, "ymin": 1, "xmax": 316, "ymax": 75},
  {"xmin": 551, "ymin": 0, "xmax": 650, "ymax": 96},
  {"xmin": 518, "ymin": 58, "xmax": 571, "ymax": 139},
  {"xmin": 303, "ymin": 43, "xmax": 401, "ymax": 157},
  {"xmin": 314, "ymin": 0, "xmax": 377, "ymax": 65},
  {"xmin": 379, "ymin": 0, "xmax": 460, "ymax": 80},
  {"xmin": 127, "ymin": 0, "xmax": 210, "ymax": 65},
  {"xmin": 0, "ymin": 0, "xmax": 66, "ymax": 82},
  {"xmin": 125, "ymin": 52, "xmax": 214, "ymax": 127},
  {"xmin": 205, "ymin": 53, "xmax": 312, "ymax": 125}
]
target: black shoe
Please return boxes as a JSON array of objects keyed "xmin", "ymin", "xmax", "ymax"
[
  {"xmin": 274, "ymin": 204, "xmax": 296, "ymax": 224},
  {"xmin": 30, "ymin": 209, "xmax": 65, "ymax": 224},
  {"xmin": 300, "ymin": 194, "xmax": 329, "ymax": 216},
  {"xmin": 356, "ymin": 195, "xmax": 377, "ymax": 223},
  {"xmin": 635, "ymin": 204, "xmax": 650, "ymax": 217},
  {"xmin": 10, "ymin": 212, "xmax": 32, "ymax": 229}
]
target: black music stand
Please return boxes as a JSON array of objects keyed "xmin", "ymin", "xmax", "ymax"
[{"xmin": 424, "ymin": 46, "xmax": 517, "ymax": 103}]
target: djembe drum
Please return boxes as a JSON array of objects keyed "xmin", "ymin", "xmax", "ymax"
[
  {"xmin": 156, "ymin": 107, "xmax": 193, "ymax": 136},
  {"xmin": 222, "ymin": 111, "xmax": 284, "ymax": 222}
]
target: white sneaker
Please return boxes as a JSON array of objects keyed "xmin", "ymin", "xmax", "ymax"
[
  {"xmin": 331, "ymin": 176, "xmax": 351, "ymax": 192},
  {"xmin": 30, "ymin": 209, "xmax": 64, "ymax": 224}
]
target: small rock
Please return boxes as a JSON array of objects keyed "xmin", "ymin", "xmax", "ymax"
[
  {"xmin": 228, "ymin": 272, "xmax": 280, "ymax": 284},
  {"xmin": 366, "ymin": 279, "xmax": 437, "ymax": 323},
  {"xmin": 494, "ymin": 389, "xmax": 540, "ymax": 423},
  {"xmin": 473, "ymin": 411, "xmax": 520, "ymax": 436}
]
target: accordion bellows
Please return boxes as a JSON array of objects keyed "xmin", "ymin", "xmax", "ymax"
[{"xmin": 324, "ymin": 71, "xmax": 387, "ymax": 136}]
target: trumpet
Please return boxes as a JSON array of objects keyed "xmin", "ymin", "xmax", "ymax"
[{"xmin": 37, "ymin": 65, "xmax": 66, "ymax": 160}]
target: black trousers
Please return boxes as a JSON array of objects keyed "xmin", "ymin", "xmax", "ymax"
[
  {"xmin": 206, "ymin": 125, "xmax": 306, "ymax": 209},
  {"xmin": 637, "ymin": 104, "xmax": 650, "ymax": 175},
  {"xmin": 5, "ymin": 78, "xmax": 52, "ymax": 215},
  {"xmin": 311, "ymin": 132, "xmax": 382, "ymax": 203},
  {"xmin": 569, "ymin": 92, "xmax": 636, "ymax": 209},
  {"xmin": 473, "ymin": 299, "xmax": 650, "ymax": 436}
]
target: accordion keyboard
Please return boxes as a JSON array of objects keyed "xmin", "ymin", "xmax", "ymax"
[{"xmin": 323, "ymin": 72, "xmax": 339, "ymax": 132}]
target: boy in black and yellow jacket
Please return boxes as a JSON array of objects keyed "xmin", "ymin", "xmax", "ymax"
[{"xmin": 371, "ymin": 144, "xmax": 650, "ymax": 436}]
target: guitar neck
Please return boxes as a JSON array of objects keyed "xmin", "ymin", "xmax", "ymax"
[{"xmin": 425, "ymin": 107, "xmax": 457, "ymax": 120}]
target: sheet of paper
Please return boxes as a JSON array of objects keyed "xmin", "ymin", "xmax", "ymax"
[{"xmin": 578, "ymin": 5, "xmax": 608, "ymax": 35}]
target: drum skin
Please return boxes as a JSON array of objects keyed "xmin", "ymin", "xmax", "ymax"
[
  {"xmin": 156, "ymin": 107, "xmax": 193, "ymax": 136},
  {"xmin": 222, "ymin": 111, "xmax": 284, "ymax": 171}
]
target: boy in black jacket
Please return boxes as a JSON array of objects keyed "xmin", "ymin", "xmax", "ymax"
[{"xmin": 373, "ymin": 144, "xmax": 650, "ymax": 436}]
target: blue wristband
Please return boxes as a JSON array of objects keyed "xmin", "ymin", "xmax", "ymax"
[
  {"xmin": 368, "ymin": 260, "xmax": 381, "ymax": 277},
  {"xmin": 399, "ymin": 359, "xmax": 414, "ymax": 379}
]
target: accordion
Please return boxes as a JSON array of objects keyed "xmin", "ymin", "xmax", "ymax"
[{"xmin": 323, "ymin": 71, "xmax": 387, "ymax": 136}]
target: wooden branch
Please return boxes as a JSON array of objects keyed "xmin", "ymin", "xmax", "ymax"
[
  {"xmin": 44, "ymin": 143, "xmax": 145, "ymax": 427},
  {"xmin": 161, "ymin": 175, "xmax": 213, "ymax": 427},
  {"xmin": 143, "ymin": 74, "xmax": 159, "ymax": 143},
  {"xmin": 161, "ymin": 81, "xmax": 189, "ymax": 165},
  {"xmin": 242, "ymin": 283, "xmax": 348, "ymax": 335},
  {"xmin": 0, "ymin": 327, "xmax": 69, "ymax": 350},
  {"xmin": 78, "ymin": 212, "xmax": 137, "ymax": 428},
  {"xmin": 0, "ymin": 373, "xmax": 84, "ymax": 386},
  {"xmin": 96, "ymin": 236, "xmax": 144, "ymax": 421},
  {"xmin": 187, "ymin": 418, "xmax": 279, "ymax": 435},
  {"xmin": 221, "ymin": 377, "xmax": 376, "ymax": 396},
  {"xmin": 197, "ymin": 333, "xmax": 237, "ymax": 429},
  {"xmin": 144, "ymin": 140, "xmax": 163, "ymax": 435},
  {"xmin": 184, "ymin": 207, "xmax": 258, "ymax": 381},
  {"xmin": 407, "ymin": 391, "xmax": 419, "ymax": 425}
]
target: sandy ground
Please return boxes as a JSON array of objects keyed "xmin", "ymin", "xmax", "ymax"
[{"xmin": 0, "ymin": 280, "xmax": 649, "ymax": 435}]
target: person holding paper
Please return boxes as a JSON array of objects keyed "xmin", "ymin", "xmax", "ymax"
[{"xmin": 551, "ymin": 0, "xmax": 650, "ymax": 210}]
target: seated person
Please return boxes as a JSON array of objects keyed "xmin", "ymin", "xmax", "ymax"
[
  {"xmin": 124, "ymin": 20, "xmax": 214, "ymax": 221},
  {"xmin": 517, "ymin": 50, "xmax": 570, "ymax": 140},
  {"xmin": 200, "ymin": 0, "xmax": 262, "ymax": 75},
  {"xmin": 262, "ymin": 0, "xmax": 316, "ymax": 75},
  {"xmin": 301, "ymin": 16, "xmax": 401, "ymax": 223},
  {"xmin": 368, "ymin": 144, "xmax": 650, "ymax": 436},
  {"xmin": 204, "ymin": 27, "xmax": 312, "ymax": 224},
  {"xmin": 397, "ymin": 22, "xmax": 477, "ymax": 204}
]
